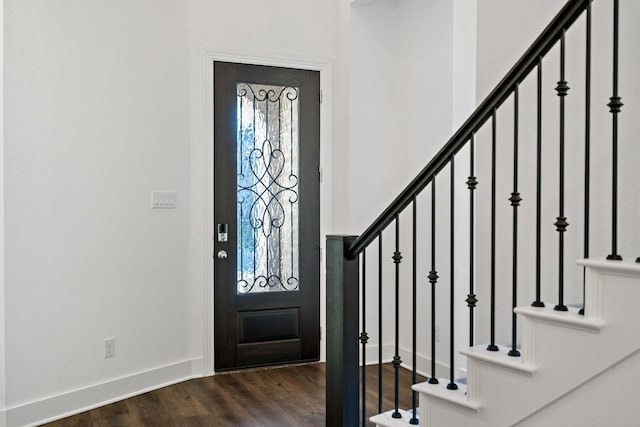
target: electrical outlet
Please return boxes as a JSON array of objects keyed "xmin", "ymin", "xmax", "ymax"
[
  {"xmin": 104, "ymin": 338, "xmax": 115, "ymax": 358},
  {"xmin": 435, "ymin": 325, "xmax": 440, "ymax": 342}
]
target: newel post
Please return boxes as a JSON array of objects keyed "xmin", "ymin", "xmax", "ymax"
[{"xmin": 326, "ymin": 235, "xmax": 360, "ymax": 427}]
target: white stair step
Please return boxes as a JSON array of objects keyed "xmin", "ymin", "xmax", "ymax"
[
  {"xmin": 460, "ymin": 344, "xmax": 537, "ymax": 375},
  {"xmin": 577, "ymin": 258, "xmax": 640, "ymax": 276},
  {"xmin": 370, "ymin": 408, "xmax": 419, "ymax": 427},
  {"xmin": 514, "ymin": 304, "xmax": 605, "ymax": 333},
  {"xmin": 412, "ymin": 379, "xmax": 480, "ymax": 411}
]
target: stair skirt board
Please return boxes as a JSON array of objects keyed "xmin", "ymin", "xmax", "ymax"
[{"xmin": 513, "ymin": 347, "xmax": 640, "ymax": 426}]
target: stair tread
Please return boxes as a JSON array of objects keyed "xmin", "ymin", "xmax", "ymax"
[
  {"xmin": 577, "ymin": 258, "xmax": 640, "ymax": 276},
  {"xmin": 514, "ymin": 304, "xmax": 605, "ymax": 332},
  {"xmin": 370, "ymin": 409, "xmax": 420, "ymax": 427},
  {"xmin": 460, "ymin": 344, "xmax": 538, "ymax": 375},
  {"xmin": 412, "ymin": 380, "xmax": 480, "ymax": 411}
]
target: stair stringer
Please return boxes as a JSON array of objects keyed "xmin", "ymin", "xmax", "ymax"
[
  {"xmin": 418, "ymin": 260, "xmax": 640, "ymax": 427},
  {"xmin": 514, "ymin": 347, "xmax": 640, "ymax": 427}
]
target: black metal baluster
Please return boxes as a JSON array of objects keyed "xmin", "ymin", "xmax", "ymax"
[
  {"xmin": 532, "ymin": 58, "xmax": 545, "ymax": 309},
  {"xmin": 378, "ymin": 233, "xmax": 383, "ymax": 414},
  {"xmin": 410, "ymin": 199, "xmax": 418, "ymax": 424},
  {"xmin": 360, "ymin": 251, "xmax": 368, "ymax": 426},
  {"xmin": 428, "ymin": 179, "xmax": 439, "ymax": 385},
  {"xmin": 555, "ymin": 30, "xmax": 570, "ymax": 312},
  {"xmin": 448, "ymin": 158, "xmax": 458, "ymax": 390},
  {"xmin": 607, "ymin": 0, "xmax": 623, "ymax": 261},
  {"xmin": 487, "ymin": 110, "xmax": 499, "ymax": 352},
  {"xmin": 392, "ymin": 216, "xmax": 402, "ymax": 419},
  {"xmin": 467, "ymin": 136, "xmax": 478, "ymax": 346},
  {"xmin": 581, "ymin": 0, "xmax": 592, "ymax": 316},
  {"xmin": 510, "ymin": 86, "xmax": 522, "ymax": 357}
]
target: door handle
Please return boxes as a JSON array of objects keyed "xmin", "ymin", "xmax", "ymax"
[{"xmin": 217, "ymin": 250, "xmax": 228, "ymax": 259}]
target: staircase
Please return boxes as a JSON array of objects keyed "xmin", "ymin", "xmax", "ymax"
[
  {"xmin": 326, "ymin": 0, "xmax": 640, "ymax": 426},
  {"xmin": 371, "ymin": 260, "xmax": 640, "ymax": 426}
]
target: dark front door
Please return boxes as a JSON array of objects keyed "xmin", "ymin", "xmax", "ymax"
[{"xmin": 213, "ymin": 61, "xmax": 320, "ymax": 371}]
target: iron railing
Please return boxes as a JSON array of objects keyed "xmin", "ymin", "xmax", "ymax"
[{"xmin": 326, "ymin": 0, "xmax": 630, "ymax": 425}]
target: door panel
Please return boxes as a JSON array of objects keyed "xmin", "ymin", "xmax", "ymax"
[
  {"xmin": 237, "ymin": 308, "xmax": 299, "ymax": 344},
  {"xmin": 213, "ymin": 62, "xmax": 320, "ymax": 371}
]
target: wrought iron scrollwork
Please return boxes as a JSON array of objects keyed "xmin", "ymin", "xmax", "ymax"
[{"xmin": 237, "ymin": 83, "xmax": 300, "ymax": 293}]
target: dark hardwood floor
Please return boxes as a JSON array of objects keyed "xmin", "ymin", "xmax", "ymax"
[{"xmin": 42, "ymin": 363, "xmax": 424, "ymax": 427}]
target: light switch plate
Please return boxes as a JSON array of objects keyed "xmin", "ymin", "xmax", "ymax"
[{"xmin": 152, "ymin": 191, "xmax": 177, "ymax": 209}]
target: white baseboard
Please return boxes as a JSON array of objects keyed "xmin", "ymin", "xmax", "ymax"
[
  {"xmin": 6, "ymin": 358, "xmax": 201, "ymax": 427},
  {"xmin": 190, "ymin": 357, "xmax": 204, "ymax": 377},
  {"xmin": 398, "ymin": 346, "xmax": 451, "ymax": 380},
  {"xmin": 362, "ymin": 344, "xmax": 450, "ymax": 380},
  {"xmin": 362, "ymin": 343, "xmax": 394, "ymax": 366}
]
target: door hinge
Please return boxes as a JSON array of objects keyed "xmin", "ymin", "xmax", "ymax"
[
  {"xmin": 319, "ymin": 166, "xmax": 322, "ymax": 183},
  {"xmin": 319, "ymin": 246, "xmax": 323, "ymax": 263},
  {"xmin": 320, "ymin": 326, "xmax": 322, "ymax": 340},
  {"xmin": 320, "ymin": 89, "xmax": 323, "ymax": 104}
]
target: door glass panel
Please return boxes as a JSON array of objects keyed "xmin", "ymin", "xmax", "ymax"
[{"xmin": 236, "ymin": 82, "xmax": 300, "ymax": 294}]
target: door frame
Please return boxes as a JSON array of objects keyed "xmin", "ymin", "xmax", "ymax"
[{"xmin": 200, "ymin": 50, "xmax": 334, "ymax": 376}]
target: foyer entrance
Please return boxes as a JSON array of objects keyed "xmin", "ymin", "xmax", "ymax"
[{"xmin": 213, "ymin": 61, "xmax": 321, "ymax": 371}]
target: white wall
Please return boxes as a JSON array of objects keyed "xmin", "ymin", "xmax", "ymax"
[
  {"xmin": 474, "ymin": 0, "xmax": 640, "ymax": 348},
  {"xmin": 0, "ymin": 0, "xmax": 7, "ymax": 424},
  {"xmin": 476, "ymin": 0, "xmax": 566, "ymax": 101},
  {"xmin": 345, "ymin": 0, "xmax": 458, "ymax": 233},
  {"xmin": 4, "ymin": 1, "xmax": 342, "ymax": 424},
  {"xmin": 348, "ymin": 0, "xmax": 398, "ymax": 368},
  {"xmin": 4, "ymin": 0, "xmax": 192, "ymax": 421},
  {"xmin": 349, "ymin": 0, "xmax": 477, "ymax": 379},
  {"xmin": 2, "ymin": 0, "xmax": 342, "ymax": 423},
  {"xmin": 475, "ymin": 0, "xmax": 564, "ymax": 349},
  {"xmin": 451, "ymin": 0, "xmax": 477, "ymax": 376}
]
